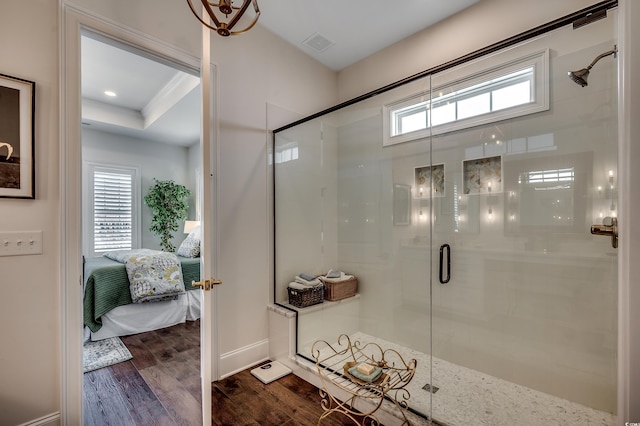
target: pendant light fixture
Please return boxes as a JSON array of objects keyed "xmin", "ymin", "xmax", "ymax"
[{"xmin": 186, "ymin": 0, "xmax": 260, "ymax": 37}]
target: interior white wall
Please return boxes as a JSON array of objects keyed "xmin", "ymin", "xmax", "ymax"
[
  {"xmin": 338, "ymin": 0, "xmax": 608, "ymax": 102},
  {"xmin": 66, "ymin": 0, "xmax": 201, "ymax": 55},
  {"xmin": 187, "ymin": 142, "xmax": 200, "ymax": 221},
  {"xmin": 0, "ymin": 2, "xmax": 60, "ymax": 425},
  {"xmin": 82, "ymin": 128, "xmax": 193, "ymax": 251}
]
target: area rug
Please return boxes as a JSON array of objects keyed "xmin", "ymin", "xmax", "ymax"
[{"xmin": 83, "ymin": 337, "xmax": 133, "ymax": 373}]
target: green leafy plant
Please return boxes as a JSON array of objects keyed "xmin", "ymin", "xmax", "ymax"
[{"xmin": 144, "ymin": 178, "xmax": 191, "ymax": 252}]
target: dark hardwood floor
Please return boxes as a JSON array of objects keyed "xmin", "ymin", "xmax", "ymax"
[
  {"xmin": 83, "ymin": 320, "xmax": 368, "ymax": 425},
  {"xmin": 212, "ymin": 364, "xmax": 372, "ymax": 426},
  {"xmin": 84, "ymin": 320, "xmax": 201, "ymax": 426}
]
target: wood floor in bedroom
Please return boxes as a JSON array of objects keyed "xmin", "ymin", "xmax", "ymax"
[{"xmin": 83, "ymin": 320, "xmax": 366, "ymax": 425}]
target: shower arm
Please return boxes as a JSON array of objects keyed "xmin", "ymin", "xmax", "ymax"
[{"xmin": 585, "ymin": 47, "xmax": 617, "ymax": 70}]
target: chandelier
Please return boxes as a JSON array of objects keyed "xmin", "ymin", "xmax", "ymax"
[{"xmin": 186, "ymin": 0, "xmax": 260, "ymax": 37}]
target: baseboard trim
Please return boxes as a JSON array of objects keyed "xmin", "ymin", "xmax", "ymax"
[
  {"xmin": 16, "ymin": 412, "xmax": 61, "ymax": 426},
  {"xmin": 219, "ymin": 338, "xmax": 270, "ymax": 379}
]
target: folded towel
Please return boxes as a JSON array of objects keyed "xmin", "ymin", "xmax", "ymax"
[
  {"xmin": 322, "ymin": 271, "xmax": 354, "ymax": 283},
  {"xmin": 288, "ymin": 281, "xmax": 315, "ymax": 290},
  {"xmin": 295, "ymin": 275, "xmax": 322, "ymax": 286},
  {"xmin": 348, "ymin": 365, "xmax": 383, "ymax": 382},
  {"xmin": 299, "ymin": 272, "xmax": 316, "ymax": 281},
  {"xmin": 326, "ymin": 269, "xmax": 341, "ymax": 278}
]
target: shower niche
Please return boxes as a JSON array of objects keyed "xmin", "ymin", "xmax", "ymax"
[{"xmin": 273, "ymin": 5, "xmax": 618, "ymax": 425}]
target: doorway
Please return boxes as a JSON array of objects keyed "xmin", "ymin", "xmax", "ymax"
[
  {"xmin": 80, "ymin": 32, "xmax": 204, "ymax": 424},
  {"xmin": 81, "ymin": 30, "xmax": 202, "ymax": 424}
]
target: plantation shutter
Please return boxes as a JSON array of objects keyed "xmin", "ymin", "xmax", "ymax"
[{"xmin": 93, "ymin": 169, "xmax": 134, "ymax": 252}]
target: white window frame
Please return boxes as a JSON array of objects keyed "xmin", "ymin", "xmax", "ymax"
[
  {"xmin": 383, "ymin": 49, "xmax": 549, "ymax": 146},
  {"xmin": 83, "ymin": 162, "xmax": 141, "ymax": 257}
]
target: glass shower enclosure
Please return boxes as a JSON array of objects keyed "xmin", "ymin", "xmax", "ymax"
[{"xmin": 273, "ymin": 4, "xmax": 618, "ymax": 425}]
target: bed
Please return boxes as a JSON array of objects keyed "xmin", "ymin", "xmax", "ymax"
[{"xmin": 83, "ymin": 252, "xmax": 202, "ymax": 341}]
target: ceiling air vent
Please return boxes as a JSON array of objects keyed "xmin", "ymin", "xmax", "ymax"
[{"xmin": 302, "ymin": 32, "xmax": 335, "ymax": 53}]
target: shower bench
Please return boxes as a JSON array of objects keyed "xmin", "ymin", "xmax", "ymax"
[{"xmin": 311, "ymin": 334, "xmax": 417, "ymax": 425}]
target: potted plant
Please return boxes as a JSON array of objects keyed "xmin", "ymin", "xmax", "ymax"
[{"xmin": 144, "ymin": 178, "xmax": 191, "ymax": 252}]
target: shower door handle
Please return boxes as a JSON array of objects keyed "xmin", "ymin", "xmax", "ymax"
[
  {"xmin": 439, "ymin": 243, "xmax": 451, "ymax": 284},
  {"xmin": 591, "ymin": 216, "xmax": 618, "ymax": 248}
]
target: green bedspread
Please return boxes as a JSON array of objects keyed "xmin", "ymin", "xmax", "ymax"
[{"xmin": 83, "ymin": 255, "xmax": 200, "ymax": 332}]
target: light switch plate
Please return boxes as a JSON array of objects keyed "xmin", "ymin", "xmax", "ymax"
[{"xmin": 0, "ymin": 231, "xmax": 43, "ymax": 256}]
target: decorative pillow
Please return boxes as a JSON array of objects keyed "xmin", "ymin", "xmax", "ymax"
[
  {"xmin": 177, "ymin": 227, "xmax": 200, "ymax": 258},
  {"xmin": 125, "ymin": 251, "xmax": 185, "ymax": 303},
  {"xmin": 104, "ymin": 248, "xmax": 157, "ymax": 263}
]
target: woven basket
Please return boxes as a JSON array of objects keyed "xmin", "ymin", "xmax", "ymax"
[
  {"xmin": 323, "ymin": 276, "xmax": 357, "ymax": 301},
  {"xmin": 287, "ymin": 285, "xmax": 324, "ymax": 308}
]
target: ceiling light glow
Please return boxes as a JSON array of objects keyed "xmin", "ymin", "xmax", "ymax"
[{"xmin": 104, "ymin": 90, "xmax": 117, "ymax": 97}]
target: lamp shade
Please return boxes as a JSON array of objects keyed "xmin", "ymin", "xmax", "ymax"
[{"xmin": 184, "ymin": 220, "xmax": 201, "ymax": 234}]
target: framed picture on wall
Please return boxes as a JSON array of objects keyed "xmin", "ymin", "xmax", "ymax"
[
  {"xmin": 414, "ymin": 163, "xmax": 445, "ymax": 198},
  {"xmin": 0, "ymin": 73, "xmax": 35, "ymax": 199}
]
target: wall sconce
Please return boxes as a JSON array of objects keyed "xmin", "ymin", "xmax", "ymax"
[
  {"xmin": 186, "ymin": 0, "xmax": 260, "ymax": 37},
  {"xmin": 608, "ymin": 170, "xmax": 616, "ymax": 213},
  {"xmin": 487, "ymin": 207, "xmax": 494, "ymax": 222},
  {"xmin": 487, "ymin": 181, "xmax": 494, "ymax": 220}
]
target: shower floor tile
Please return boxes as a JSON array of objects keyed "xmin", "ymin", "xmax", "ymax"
[{"xmin": 309, "ymin": 332, "xmax": 616, "ymax": 426}]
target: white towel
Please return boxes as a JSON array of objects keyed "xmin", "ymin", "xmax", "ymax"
[
  {"xmin": 322, "ymin": 271, "xmax": 354, "ymax": 283},
  {"xmin": 288, "ymin": 281, "xmax": 309, "ymax": 290},
  {"xmin": 295, "ymin": 275, "xmax": 322, "ymax": 286},
  {"xmin": 288, "ymin": 281, "xmax": 322, "ymax": 290}
]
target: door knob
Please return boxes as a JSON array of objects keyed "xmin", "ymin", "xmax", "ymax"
[
  {"xmin": 591, "ymin": 217, "xmax": 618, "ymax": 248},
  {"xmin": 192, "ymin": 278, "xmax": 222, "ymax": 291}
]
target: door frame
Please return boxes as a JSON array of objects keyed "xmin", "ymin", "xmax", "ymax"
[
  {"xmin": 618, "ymin": 1, "xmax": 640, "ymax": 422},
  {"xmin": 59, "ymin": 3, "xmax": 219, "ymax": 424}
]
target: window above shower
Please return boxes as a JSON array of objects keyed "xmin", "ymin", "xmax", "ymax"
[{"xmin": 383, "ymin": 49, "xmax": 549, "ymax": 146}]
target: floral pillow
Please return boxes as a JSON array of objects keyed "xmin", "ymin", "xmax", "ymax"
[{"xmin": 177, "ymin": 226, "xmax": 200, "ymax": 258}]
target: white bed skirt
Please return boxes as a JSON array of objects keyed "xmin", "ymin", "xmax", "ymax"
[{"xmin": 89, "ymin": 290, "xmax": 202, "ymax": 341}]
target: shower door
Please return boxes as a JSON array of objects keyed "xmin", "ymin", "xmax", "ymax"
[
  {"xmin": 427, "ymin": 13, "xmax": 618, "ymax": 426},
  {"xmin": 273, "ymin": 7, "xmax": 618, "ymax": 426}
]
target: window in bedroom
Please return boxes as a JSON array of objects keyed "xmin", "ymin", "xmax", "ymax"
[
  {"xmin": 383, "ymin": 49, "xmax": 549, "ymax": 146},
  {"xmin": 87, "ymin": 164, "xmax": 140, "ymax": 256}
]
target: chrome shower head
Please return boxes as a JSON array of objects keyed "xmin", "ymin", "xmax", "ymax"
[
  {"xmin": 568, "ymin": 68, "xmax": 590, "ymax": 87},
  {"xmin": 568, "ymin": 45, "xmax": 617, "ymax": 87}
]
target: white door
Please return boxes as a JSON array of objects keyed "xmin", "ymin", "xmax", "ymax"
[{"xmin": 197, "ymin": 25, "xmax": 217, "ymax": 423}]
